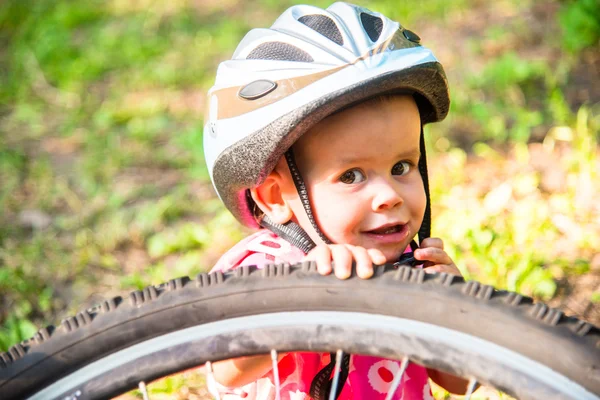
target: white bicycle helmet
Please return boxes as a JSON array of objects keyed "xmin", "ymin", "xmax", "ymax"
[{"xmin": 204, "ymin": 2, "xmax": 449, "ymax": 247}]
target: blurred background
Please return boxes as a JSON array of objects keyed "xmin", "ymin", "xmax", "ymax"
[{"xmin": 0, "ymin": 0, "xmax": 598, "ymax": 397}]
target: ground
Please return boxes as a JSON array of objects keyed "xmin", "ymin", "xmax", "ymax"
[{"xmin": 0, "ymin": 0, "xmax": 598, "ymax": 398}]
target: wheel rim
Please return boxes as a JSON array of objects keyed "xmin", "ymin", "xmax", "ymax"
[{"xmin": 31, "ymin": 312, "xmax": 598, "ymax": 400}]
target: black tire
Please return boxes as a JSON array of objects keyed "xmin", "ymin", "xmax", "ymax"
[{"xmin": 0, "ymin": 263, "xmax": 599, "ymax": 399}]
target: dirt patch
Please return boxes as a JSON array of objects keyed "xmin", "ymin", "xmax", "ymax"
[{"xmin": 549, "ymin": 253, "xmax": 600, "ymax": 325}]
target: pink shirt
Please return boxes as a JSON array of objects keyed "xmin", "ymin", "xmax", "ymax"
[{"xmin": 210, "ymin": 230, "xmax": 433, "ymax": 400}]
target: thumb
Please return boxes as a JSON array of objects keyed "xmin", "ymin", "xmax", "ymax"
[{"xmin": 423, "ymin": 264, "xmax": 443, "ymax": 274}]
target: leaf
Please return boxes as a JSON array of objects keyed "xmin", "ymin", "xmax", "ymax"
[
  {"xmin": 0, "ymin": 316, "xmax": 38, "ymax": 352},
  {"xmin": 483, "ymin": 182, "xmax": 512, "ymax": 215}
]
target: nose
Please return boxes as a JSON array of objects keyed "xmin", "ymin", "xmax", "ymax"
[{"xmin": 370, "ymin": 178, "xmax": 403, "ymax": 211}]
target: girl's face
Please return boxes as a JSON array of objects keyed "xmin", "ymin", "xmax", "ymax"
[{"xmin": 291, "ymin": 95, "xmax": 426, "ymax": 262}]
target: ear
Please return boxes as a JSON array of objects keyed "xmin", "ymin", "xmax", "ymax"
[{"xmin": 250, "ymin": 171, "xmax": 293, "ymax": 225}]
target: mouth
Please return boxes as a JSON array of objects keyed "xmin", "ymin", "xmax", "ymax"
[
  {"xmin": 364, "ymin": 223, "xmax": 407, "ymax": 235},
  {"xmin": 362, "ymin": 223, "xmax": 410, "ymax": 245}
]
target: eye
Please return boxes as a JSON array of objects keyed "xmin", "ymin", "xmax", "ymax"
[
  {"xmin": 391, "ymin": 161, "xmax": 411, "ymax": 176},
  {"xmin": 339, "ymin": 169, "xmax": 366, "ymax": 184}
]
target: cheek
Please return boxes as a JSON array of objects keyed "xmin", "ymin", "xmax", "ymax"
[
  {"xmin": 405, "ymin": 176, "xmax": 426, "ymax": 220},
  {"xmin": 309, "ymin": 187, "xmax": 364, "ymax": 241}
]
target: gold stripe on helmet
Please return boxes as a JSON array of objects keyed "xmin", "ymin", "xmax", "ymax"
[{"xmin": 206, "ymin": 28, "xmax": 421, "ymax": 123}]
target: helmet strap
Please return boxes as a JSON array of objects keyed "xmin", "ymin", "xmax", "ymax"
[
  {"xmin": 259, "ymin": 215, "xmax": 316, "ymax": 254},
  {"xmin": 284, "ymin": 149, "xmax": 334, "ymax": 245},
  {"xmin": 417, "ymin": 127, "xmax": 431, "ymax": 244}
]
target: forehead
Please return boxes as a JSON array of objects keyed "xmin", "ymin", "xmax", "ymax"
[{"xmin": 294, "ymin": 95, "xmax": 421, "ymax": 166}]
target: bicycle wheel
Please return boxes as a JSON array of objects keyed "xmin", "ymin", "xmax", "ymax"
[{"xmin": 0, "ymin": 263, "xmax": 598, "ymax": 400}]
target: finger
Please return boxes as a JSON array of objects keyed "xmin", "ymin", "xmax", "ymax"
[
  {"xmin": 424, "ymin": 264, "xmax": 461, "ymax": 275},
  {"xmin": 306, "ymin": 246, "xmax": 333, "ymax": 276},
  {"xmin": 419, "ymin": 237, "xmax": 444, "ymax": 250},
  {"xmin": 423, "ymin": 264, "xmax": 447, "ymax": 274},
  {"xmin": 366, "ymin": 248, "xmax": 387, "ymax": 265},
  {"xmin": 415, "ymin": 247, "xmax": 452, "ymax": 265},
  {"xmin": 348, "ymin": 245, "xmax": 373, "ymax": 279},
  {"xmin": 330, "ymin": 245, "xmax": 353, "ymax": 279}
]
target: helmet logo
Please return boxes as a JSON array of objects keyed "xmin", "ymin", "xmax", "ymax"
[
  {"xmin": 239, "ymin": 79, "xmax": 278, "ymax": 100},
  {"xmin": 403, "ymin": 29, "xmax": 421, "ymax": 43}
]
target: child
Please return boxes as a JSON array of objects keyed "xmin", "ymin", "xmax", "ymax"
[{"xmin": 203, "ymin": 2, "xmax": 468, "ymax": 399}]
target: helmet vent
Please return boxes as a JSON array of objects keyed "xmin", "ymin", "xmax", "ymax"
[
  {"xmin": 247, "ymin": 42, "xmax": 314, "ymax": 62},
  {"xmin": 360, "ymin": 12, "xmax": 383, "ymax": 42},
  {"xmin": 298, "ymin": 14, "xmax": 344, "ymax": 46}
]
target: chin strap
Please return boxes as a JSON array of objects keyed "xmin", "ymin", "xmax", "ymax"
[
  {"xmin": 285, "ymin": 149, "xmax": 333, "ymax": 245},
  {"xmin": 259, "ymin": 215, "xmax": 316, "ymax": 254},
  {"xmin": 417, "ymin": 127, "xmax": 431, "ymax": 242}
]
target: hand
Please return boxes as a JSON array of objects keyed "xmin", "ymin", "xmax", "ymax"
[
  {"xmin": 303, "ymin": 244, "xmax": 386, "ymax": 280},
  {"xmin": 414, "ymin": 237, "xmax": 462, "ymax": 276}
]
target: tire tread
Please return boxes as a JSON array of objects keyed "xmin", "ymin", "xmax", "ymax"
[{"xmin": 1, "ymin": 262, "xmax": 598, "ymax": 398}]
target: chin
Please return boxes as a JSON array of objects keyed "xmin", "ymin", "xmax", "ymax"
[
  {"xmin": 352, "ymin": 239, "xmax": 408, "ymax": 262},
  {"xmin": 381, "ymin": 248, "xmax": 408, "ymax": 264}
]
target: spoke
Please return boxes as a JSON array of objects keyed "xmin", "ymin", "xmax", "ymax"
[
  {"xmin": 205, "ymin": 361, "xmax": 221, "ymax": 400},
  {"xmin": 464, "ymin": 377, "xmax": 478, "ymax": 400},
  {"xmin": 138, "ymin": 381, "xmax": 149, "ymax": 400},
  {"xmin": 328, "ymin": 349, "xmax": 344, "ymax": 400},
  {"xmin": 384, "ymin": 356, "xmax": 409, "ymax": 400},
  {"xmin": 271, "ymin": 349, "xmax": 282, "ymax": 400}
]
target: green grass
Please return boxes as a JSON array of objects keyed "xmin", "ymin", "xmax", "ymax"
[{"xmin": 0, "ymin": 6, "xmax": 598, "ymax": 400}]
